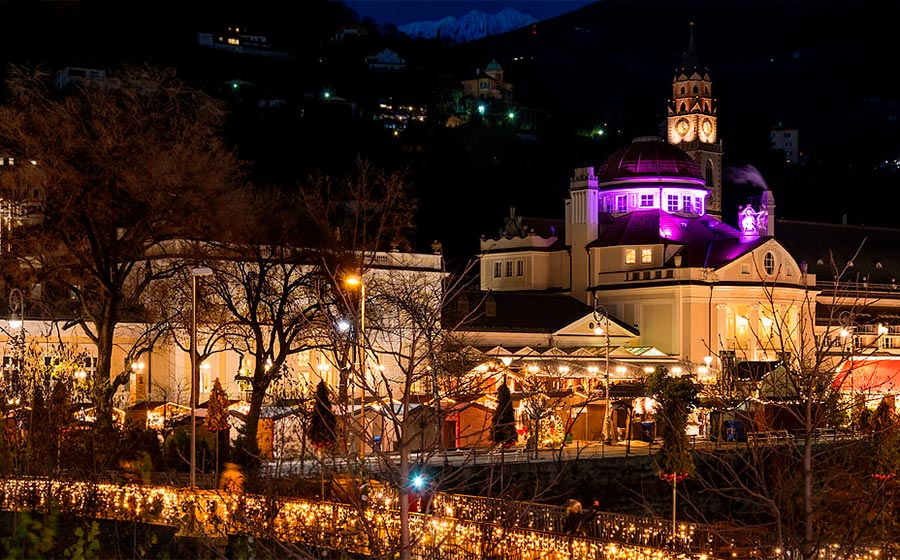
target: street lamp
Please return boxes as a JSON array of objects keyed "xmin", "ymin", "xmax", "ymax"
[
  {"xmin": 190, "ymin": 266, "xmax": 212, "ymax": 489},
  {"xmin": 592, "ymin": 303, "xmax": 612, "ymax": 444},
  {"xmin": 345, "ymin": 274, "xmax": 366, "ymax": 459}
]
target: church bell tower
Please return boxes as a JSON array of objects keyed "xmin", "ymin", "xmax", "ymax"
[{"xmin": 667, "ymin": 23, "xmax": 723, "ymax": 217}]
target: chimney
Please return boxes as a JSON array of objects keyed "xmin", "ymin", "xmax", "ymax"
[{"xmin": 761, "ymin": 190, "xmax": 776, "ymax": 236}]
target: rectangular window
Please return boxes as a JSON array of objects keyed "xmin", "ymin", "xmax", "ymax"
[
  {"xmin": 505, "ymin": 261, "xmax": 513, "ymax": 277},
  {"xmin": 616, "ymin": 195, "xmax": 627, "ymax": 213},
  {"xmin": 741, "ymin": 264, "xmax": 750, "ymax": 275},
  {"xmin": 605, "ymin": 197, "xmax": 613, "ymax": 213},
  {"xmin": 667, "ymin": 195, "xmax": 679, "ymax": 212},
  {"xmin": 625, "ymin": 249, "xmax": 636, "ymax": 264},
  {"xmin": 493, "ymin": 261, "xmax": 502, "ymax": 278},
  {"xmin": 694, "ymin": 197, "xmax": 703, "ymax": 214},
  {"xmin": 641, "ymin": 248, "xmax": 652, "ymax": 263},
  {"xmin": 640, "ymin": 194, "xmax": 654, "ymax": 207},
  {"xmin": 515, "ymin": 259, "xmax": 524, "ymax": 277},
  {"xmin": 683, "ymin": 195, "xmax": 692, "ymax": 211}
]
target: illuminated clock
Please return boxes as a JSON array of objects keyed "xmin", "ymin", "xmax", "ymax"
[
  {"xmin": 701, "ymin": 118, "xmax": 713, "ymax": 136},
  {"xmin": 675, "ymin": 118, "xmax": 690, "ymax": 137}
]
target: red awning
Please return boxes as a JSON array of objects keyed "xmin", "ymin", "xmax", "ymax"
[{"xmin": 833, "ymin": 359, "xmax": 900, "ymax": 393}]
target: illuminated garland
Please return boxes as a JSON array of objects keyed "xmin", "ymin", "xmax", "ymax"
[{"xmin": 0, "ymin": 478, "xmax": 889, "ymax": 559}]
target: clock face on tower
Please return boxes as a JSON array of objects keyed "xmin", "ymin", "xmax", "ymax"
[
  {"xmin": 675, "ymin": 118, "xmax": 690, "ymax": 137},
  {"xmin": 701, "ymin": 118, "xmax": 713, "ymax": 136}
]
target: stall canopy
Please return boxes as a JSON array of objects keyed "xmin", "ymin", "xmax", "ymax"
[{"xmin": 833, "ymin": 358, "xmax": 900, "ymax": 393}]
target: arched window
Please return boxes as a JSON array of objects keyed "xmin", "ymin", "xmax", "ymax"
[
  {"xmin": 705, "ymin": 160, "xmax": 714, "ymax": 187},
  {"xmin": 704, "ymin": 86, "xmax": 709, "ymax": 95},
  {"xmin": 692, "ymin": 85, "xmax": 698, "ymax": 94},
  {"xmin": 680, "ymin": 102, "xmax": 687, "ymax": 113},
  {"xmin": 680, "ymin": 86, "xmax": 686, "ymax": 94}
]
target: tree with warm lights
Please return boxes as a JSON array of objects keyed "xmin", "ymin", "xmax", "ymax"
[{"xmin": 206, "ymin": 377, "xmax": 230, "ymax": 480}]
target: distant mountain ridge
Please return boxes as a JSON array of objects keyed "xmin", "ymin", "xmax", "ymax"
[{"xmin": 398, "ymin": 8, "xmax": 537, "ymax": 43}]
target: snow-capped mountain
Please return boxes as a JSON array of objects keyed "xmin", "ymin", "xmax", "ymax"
[{"xmin": 398, "ymin": 8, "xmax": 537, "ymax": 43}]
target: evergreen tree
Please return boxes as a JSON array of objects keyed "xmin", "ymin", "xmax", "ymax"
[
  {"xmin": 309, "ymin": 380, "xmax": 336, "ymax": 448},
  {"xmin": 871, "ymin": 397, "xmax": 900, "ymax": 478},
  {"xmin": 645, "ymin": 366, "xmax": 699, "ymax": 477},
  {"xmin": 491, "ymin": 383, "xmax": 517, "ymax": 447}
]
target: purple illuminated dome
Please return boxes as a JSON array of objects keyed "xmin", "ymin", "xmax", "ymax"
[{"xmin": 597, "ymin": 136, "xmax": 702, "ymax": 182}]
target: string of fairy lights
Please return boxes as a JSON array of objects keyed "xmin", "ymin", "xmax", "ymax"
[{"xmin": 0, "ymin": 478, "xmax": 888, "ymax": 559}]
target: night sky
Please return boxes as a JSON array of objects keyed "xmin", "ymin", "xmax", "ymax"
[{"xmin": 344, "ymin": 0, "xmax": 594, "ymax": 26}]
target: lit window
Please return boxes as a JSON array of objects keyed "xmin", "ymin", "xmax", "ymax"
[
  {"xmin": 641, "ymin": 249, "xmax": 652, "ymax": 264},
  {"xmin": 640, "ymin": 194, "xmax": 654, "ymax": 207},
  {"xmin": 493, "ymin": 262, "xmax": 502, "ymax": 278},
  {"xmin": 667, "ymin": 195, "xmax": 679, "ymax": 212},
  {"xmin": 616, "ymin": 195, "xmax": 628, "ymax": 213},
  {"xmin": 227, "ymin": 38, "xmax": 240, "ymax": 45},
  {"xmin": 505, "ymin": 261, "xmax": 513, "ymax": 277},
  {"xmin": 516, "ymin": 259, "xmax": 524, "ymax": 277},
  {"xmin": 764, "ymin": 252, "xmax": 776, "ymax": 275},
  {"xmin": 625, "ymin": 249, "xmax": 636, "ymax": 264}
]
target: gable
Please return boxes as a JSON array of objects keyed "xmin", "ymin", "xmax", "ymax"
[{"xmin": 717, "ymin": 238, "xmax": 805, "ymax": 285}]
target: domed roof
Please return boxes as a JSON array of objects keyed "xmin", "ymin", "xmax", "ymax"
[{"xmin": 597, "ymin": 136, "xmax": 703, "ymax": 182}]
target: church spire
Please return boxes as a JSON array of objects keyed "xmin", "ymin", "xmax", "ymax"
[
  {"xmin": 679, "ymin": 22, "xmax": 704, "ymax": 74},
  {"xmin": 667, "ymin": 21, "xmax": 722, "ymax": 218}
]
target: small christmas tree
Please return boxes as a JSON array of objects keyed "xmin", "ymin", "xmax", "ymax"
[
  {"xmin": 491, "ymin": 383, "xmax": 518, "ymax": 448},
  {"xmin": 207, "ymin": 378, "xmax": 230, "ymax": 479},
  {"xmin": 309, "ymin": 381, "xmax": 336, "ymax": 448}
]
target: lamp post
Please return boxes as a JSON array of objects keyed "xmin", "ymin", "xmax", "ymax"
[
  {"xmin": 190, "ymin": 266, "xmax": 212, "ymax": 489},
  {"xmin": 593, "ymin": 304, "xmax": 612, "ymax": 444},
  {"xmin": 345, "ymin": 275, "xmax": 366, "ymax": 459}
]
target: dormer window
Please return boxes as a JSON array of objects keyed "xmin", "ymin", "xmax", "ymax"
[
  {"xmin": 764, "ymin": 252, "xmax": 776, "ymax": 275},
  {"xmin": 641, "ymin": 249, "xmax": 652, "ymax": 264},
  {"xmin": 667, "ymin": 195, "xmax": 679, "ymax": 212},
  {"xmin": 625, "ymin": 249, "xmax": 636, "ymax": 264}
]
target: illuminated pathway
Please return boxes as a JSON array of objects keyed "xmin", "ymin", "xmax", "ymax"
[{"xmin": 0, "ymin": 478, "xmax": 885, "ymax": 559}]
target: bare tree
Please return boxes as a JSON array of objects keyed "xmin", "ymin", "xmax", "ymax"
[
  {"xmin": 0, "ymin": 65, "xmax": 243, "ymax": 425},
  {"xmin": 689, "ymin": 247, "xmax": 899, "ymax": 557}
]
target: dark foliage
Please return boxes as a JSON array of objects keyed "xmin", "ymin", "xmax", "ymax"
[
  {"xmin": 309, "ymin": 380, "xmax": 336, "ymax": 448},
  {"xmin": 491, "ymin": 383, "xmax": 517, "ymax": 447}
]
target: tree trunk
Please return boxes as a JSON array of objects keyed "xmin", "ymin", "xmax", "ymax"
[
  {"xmin": 399, "ymin": 447, "xmax": 411, "ymax": 560},
  {"xmin": 94, "ymin": 298, "xmax": 119, "ymax": 429},
  {"xmin": 803, "ymin": 386, "xmax": 814, "ymax": 559},
  {"xmin": 239, "ymin": 374, "xmax": 268, "ymax": 463}
]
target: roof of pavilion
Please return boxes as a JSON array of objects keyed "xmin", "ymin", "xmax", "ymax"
[
  {"xmin": 446, "ymin": 290, "xmax": 638, "ymax": 334},
  {"xmin": 588, "ymin": 210, "xmax": 769, "ymax": 268}
]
